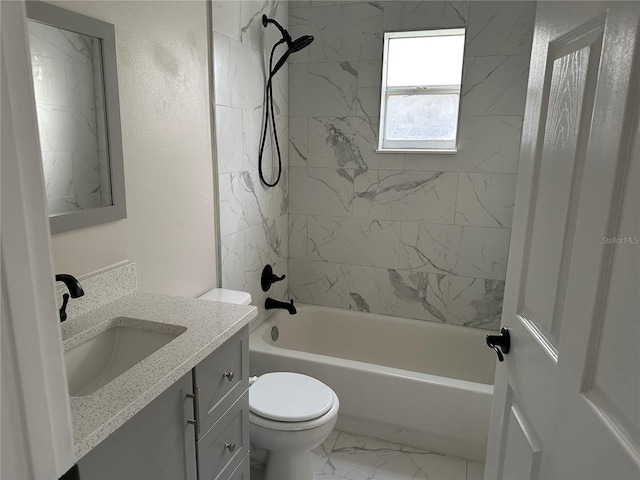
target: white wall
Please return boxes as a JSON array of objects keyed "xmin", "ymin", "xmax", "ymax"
[{"xmin": 48, "ymin": 1, "xmax": 217, "ymax": 297}]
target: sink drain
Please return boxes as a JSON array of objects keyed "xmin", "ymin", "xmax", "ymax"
[{"xmin": 271, "ymin": 326, "xmax": 279, "ymax": 342}]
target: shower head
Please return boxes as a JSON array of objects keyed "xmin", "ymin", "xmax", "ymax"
[
  {"xmin": 262, "ymin": 14, "xmax": 314, "ymax": 77},
  {"xmin": 262, "ymin": 14, "xmax": 314, "ymax": 55},
  {"xmin": 290, "ymin": 35, "xmax": 314, "ymax": 53}
]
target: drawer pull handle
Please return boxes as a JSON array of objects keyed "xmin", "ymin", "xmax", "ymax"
[
  {"xmin": 225, "ymin": 442, "xmax": 235, "ymax": 453},
  {"xmin": 223, "ymin": 371, "xmax": 235, "ymax": 381},
  {"xmin": 186, "ymin": 388, "xmax": 201, "ymax": 438}
]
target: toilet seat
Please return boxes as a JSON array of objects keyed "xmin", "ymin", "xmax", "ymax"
[
  {"xmin": 250, "ymin": 372, "xmax": 334, "ymax": 422},
  {"xmin": 249, "ymin": 390, "xmax": 339, "ymax": 431},
  {"xmin": 249, "ymin": 372, "xmax": 339, "ymax": 431}
]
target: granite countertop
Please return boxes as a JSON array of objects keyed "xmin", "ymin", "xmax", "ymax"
[{"xmin": 60, "ymin": 291, "xmax": 257, "ymax": 460}]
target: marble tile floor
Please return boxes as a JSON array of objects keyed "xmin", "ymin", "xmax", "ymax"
[{"xmin": 251, "ymin": 430, "xmax": 485, "ymax": 480}]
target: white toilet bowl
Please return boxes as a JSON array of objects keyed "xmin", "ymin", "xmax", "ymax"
[
  {"xmin": 249, "ymin": 372, "xmax": 339, "ymax": 480},
  {"xmin": 198, "ymin": 289, "xmax": 340, "ymax": 480}
]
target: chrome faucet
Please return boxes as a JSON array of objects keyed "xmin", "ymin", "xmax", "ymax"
[
  {"xmin": 55, "ymin": 274, "xmax": 84, "ymax": 322},
  {"xmin": 265, "ymin": 297, "xmax": 296, "ymax": 315}
]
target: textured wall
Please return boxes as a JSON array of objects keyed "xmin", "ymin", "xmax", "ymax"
[
  {"xmin": 49, "ymin": 1, "xmax": 217, "ymax": 298},
  {"xmin": 212, "ymin": 0, "xmax": 289, "ymax": 326},
  {"xmin": 288, "ymin": 1, "xmax": 535, "ymax": 330}
]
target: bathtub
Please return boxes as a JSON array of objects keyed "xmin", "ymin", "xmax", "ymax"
[{"xmin": 249, "ymin": 304, "xmax": 496, "ymax": 462}]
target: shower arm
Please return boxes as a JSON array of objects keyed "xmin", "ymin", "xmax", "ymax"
[{"xmin": 262, "ymin": 15, "xmax": 292, "ymax": 46}]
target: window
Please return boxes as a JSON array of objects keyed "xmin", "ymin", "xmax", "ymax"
[{"xmin": 378, "ymin": 28, "xmax": 465, "ymax": 153}]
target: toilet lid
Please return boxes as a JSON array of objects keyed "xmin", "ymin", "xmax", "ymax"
[{"xmin": 249, "ymin": 372, "xmax": 334, "ymax": 422}]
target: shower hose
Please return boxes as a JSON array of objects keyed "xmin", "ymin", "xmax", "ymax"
[{"xmin": 258, "ymin": 40, "xmax": 286, "ymax": 188}]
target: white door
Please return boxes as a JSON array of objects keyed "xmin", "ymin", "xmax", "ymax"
[
  {"xmin": 485, "ymin": 1, "xmax": 640, "ymax": 479},
  {"xmin": 1, "ymin": 1, "xmax": 76, "ymax": 478}
]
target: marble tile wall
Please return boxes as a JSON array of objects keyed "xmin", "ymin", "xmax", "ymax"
[
  {"xmin": 28, "ymin": 21, "xmax": 110, "ymax": 215},
  {"xmin": 288, "ymin": 1, "xmax": 535, "ymax": 330},
  {"xmin": 212, "ymin": 1, "xmax": 290, "ymax": 327}
]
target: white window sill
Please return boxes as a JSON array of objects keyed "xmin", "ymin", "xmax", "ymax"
[{"xmin": 376, "ymin": 148, "xmax": 458, "ymax": 155}]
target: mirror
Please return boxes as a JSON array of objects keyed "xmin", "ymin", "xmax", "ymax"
[{"xmin": 26, "ymin": 1, "xmax": 126, "ymax": 234}]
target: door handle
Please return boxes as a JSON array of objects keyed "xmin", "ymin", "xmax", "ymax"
[{"xmin": 486, "ymin": 327, "xmax": 510, "ymax": 362}]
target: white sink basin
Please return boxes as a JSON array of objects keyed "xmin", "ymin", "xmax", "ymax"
[{"xmin": 64, "ymin": 318, "xmax": 186, "ymax": 397}]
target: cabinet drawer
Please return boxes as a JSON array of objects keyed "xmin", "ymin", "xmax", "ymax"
[
  {"xmin": 195, "ymin": 327, "xmax": 248, "ymax": 437},
  {"xmin": 196, "ymin": 391, "xmax": 249, "ymax": 480},
  {"xmin": 223, "ymin": 453, "xmax": 249, "ymax": 480}
]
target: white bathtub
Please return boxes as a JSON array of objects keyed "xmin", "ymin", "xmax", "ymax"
[{"xmin": 249, "ymin": 304, "xmax": 497, "ymax": 462}]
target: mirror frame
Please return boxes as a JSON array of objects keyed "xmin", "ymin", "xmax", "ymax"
[{"xmin": 26, "ymin": 1, "xmax": 126, "ymax": 234}]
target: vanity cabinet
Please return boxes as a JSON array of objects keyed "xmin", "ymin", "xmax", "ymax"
[
  {"xmin": 194, "ymin": 327, "xmax": 250, "ymax": 480},
  {"xmin": 77, "ymin": 372, "xmax": 197, "ymax": 479},
  {"xmin": 77, "ymin": 326, "xmax": 249, "ymax": 480}
]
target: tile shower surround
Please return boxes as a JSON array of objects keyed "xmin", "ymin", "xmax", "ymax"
[
  {"xmin": 212, "ymin": 1, "xmax": 534, "ymax": 331},
  {"xmin": 287, "ymin": 1, "xmax": 535, "ymax": 330},
  {"xmin": 213, "ymin": 0, "xmax": 290, "ymax": 328}
]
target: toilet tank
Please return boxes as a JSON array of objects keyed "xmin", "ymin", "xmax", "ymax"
[{"xmin": 198, "ymin": 288, "xmax": 252, "ymax": 305}]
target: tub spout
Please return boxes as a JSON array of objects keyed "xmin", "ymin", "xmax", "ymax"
[{"xmin": 265, "ymin": 297, "xmax": 297, "ymax": 314}]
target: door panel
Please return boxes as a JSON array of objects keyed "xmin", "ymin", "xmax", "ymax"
[
  {"xmin": 584, "ymin": 140, "xmax": 639, "ymax": 451},
  {"xmin": 502, "ymin": 407, "xmax": 542, "ymax": 480},
  {"xmin": 496, "ymin": 387, "xmax": 543, "ymax": 480},
  {"xmin": 521, "ymin": 20, "xmax": 603, "ymax": 352}
]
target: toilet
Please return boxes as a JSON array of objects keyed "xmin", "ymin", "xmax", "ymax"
[
  {"xmin": 250, "ymin": 372, "xmax": 339, "ymax": 480},
  {"xmin": 199, "ymin": 288, "xmax": 340, "ymax": 480}
]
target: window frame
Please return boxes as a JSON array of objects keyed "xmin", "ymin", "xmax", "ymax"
[{"xmin": 377, "ymin": 28, "xmax": 466, "ymax": 154}]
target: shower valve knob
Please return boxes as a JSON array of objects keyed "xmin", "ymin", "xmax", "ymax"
[{"xmin": 261, "ymin": 264, "xmax": 286, "ymax": 291}]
